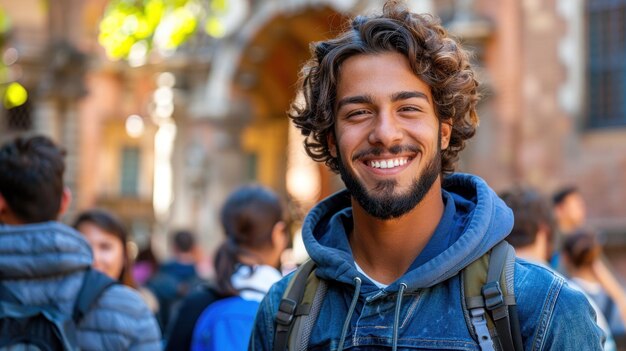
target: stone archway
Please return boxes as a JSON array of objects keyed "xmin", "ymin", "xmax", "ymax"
[{"xmin": 234, "ymin": 6, "xmax": 346, "ymax": 196}]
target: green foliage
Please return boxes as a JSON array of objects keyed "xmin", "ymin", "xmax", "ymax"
[
  {"xmin": 99, "ymin": 0, "xmax": 235, "ymax": 61},
  {"xmin": 0, "ymin": 5, "xmax": 10, "ymax": 47}
]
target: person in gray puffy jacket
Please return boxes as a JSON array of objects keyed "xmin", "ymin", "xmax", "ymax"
[{"xmin": 0, "ymin": 135, "xmax": 161, "ymax": 350}]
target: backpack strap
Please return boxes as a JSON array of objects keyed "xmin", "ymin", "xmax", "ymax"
[
  {"xmin": 287, "ymin": 265, "xmax": 327, "ymax": 351},
  {"xmin": 483, "ymin": 241, "xmax": 522, "ymax": 351},
  {"xmin": 464, "ymin": 241, "xmax": 523, "ymax": 351},
  {"xmin": 72, "ymin": 268, "xmax": 117, "ymax": 324},
  {"xmin": 273, "ymin": 259, "xmax": 323, "ymax": 351}
]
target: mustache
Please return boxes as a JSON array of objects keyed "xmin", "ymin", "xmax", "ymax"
[{"xmin": 352, "ymin": 145, "xmax": 421, "ymax": 162}]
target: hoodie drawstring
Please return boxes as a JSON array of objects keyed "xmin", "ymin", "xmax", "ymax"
[
  {"xmin": 392, "ymin": 283, "xmax": 407, "ymax": 351},
  {"xmin": 337, "ymin": 277, "xmax": 362, "ymax": 351}
]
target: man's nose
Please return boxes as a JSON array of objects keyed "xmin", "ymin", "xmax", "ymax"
[{"xmin": 368, "ymin": 112, "xmax": 403, "ymax": 146}]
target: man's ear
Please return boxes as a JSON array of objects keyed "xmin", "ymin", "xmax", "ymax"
[
  {"xmin": 59, "ymin": 187, "xmax": 72, "ymax": 217},
  {"xmin": 0, "ymin": 193, "xmax": 9, "ymax": 220},
  {"xmin": 271, "ymin": 221, "xmax": 287, "ymax": 249},
  {"xmin": 440, "ymin": 120, "xmax": 452, "ymax": 150},
  {"xmin": 328, "ymin": 132, "xmax": 338, "ymax": 158},
  {"xmin": 0, "ymin": 193, "xmax": 19, "ymax": 224}
]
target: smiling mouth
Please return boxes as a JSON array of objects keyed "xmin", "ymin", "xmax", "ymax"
[{"xmin": 367, "ymin": 157, "xmax": 410, "ymax": 169}]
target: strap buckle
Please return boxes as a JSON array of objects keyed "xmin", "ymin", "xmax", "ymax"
[
  {"xmin": 276, "ymin": 298, "xmax": 297, "ymax": 326},
  {"xmin": 482, "ymin": 281, "xmax": 504, "ymax": 311}
]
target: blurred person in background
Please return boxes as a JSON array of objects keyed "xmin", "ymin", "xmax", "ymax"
[
  {"xmin": 188, "ymin": 185, "xmax": 288, "ymax": 351},
  {"xmin": 501, "ymin": 186, "xmax": 555, "ymax": 266},
  {"xmin": 552, "ymin": 185, "xmax": 626, "ymax": 336},
  {"xmin": 0, "ymin": 135, "xmax": 160, "ymax": 349},
  {"xmin": 550, "ymin": 186, "xmax": 586, "ymax": 270},
  {"xmin": 74, "ymin": 209, "xmax": 136, "ymax": 287},
  {"xmin": 74, "ymin": 209, "xmax": 159, "ymax": 313},
  {"xmin": 147, "ymin": 229, "xmax": 202, "ymax": 332},
  {"xmin": 564, "ymin": 230, "xmax": 626, "ymax": 346},
  {"xmin": 553, "ymin": 186, "xmax": 587, "ymax": 236},
  {"xmin": 133, "ymin": 245, "xmax": 160, "ymax": 286},
  {"xmin": 501, "ymin": 186, "xmax": 616, "ymax": 351}
]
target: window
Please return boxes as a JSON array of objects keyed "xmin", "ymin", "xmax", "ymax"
[
  {"xmin": 120, "ymin": 147, "xmax": 140, "ymax": 196},
  {"xmin": 587, "ymin": 0, "xmax": 626, "ymax": 128}
]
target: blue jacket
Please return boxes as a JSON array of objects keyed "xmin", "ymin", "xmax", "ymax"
[
  {"xmin": 0, "ymin": 222, "xmax": 161, "ymax": 350},
  {"xmin": 191, "ymin": 265, "xmax": 283, "ymax": 351},
  {"xmin": 251, "ymin": 174, "xmax": 605, "ymax": 350}
]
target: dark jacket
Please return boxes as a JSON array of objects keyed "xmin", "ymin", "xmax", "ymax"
[
  {"xmin": 147, "ymin": 260, "xmax": 201, "ymax": 331},
  {"xmin": 164, "ymin": 284, "xmax": 223, "ymax": 351}
]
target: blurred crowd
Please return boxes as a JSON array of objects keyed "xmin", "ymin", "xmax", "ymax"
[
  {"xmin": 2, "ymin": 133, "xmax": 626, "ymax": 351},
  {"xmin": 501, "ymin": 185, "xmax": 626, "ymax": 350},
  {"xmin": 0, "ymin": 135, "xmax": 289, "ymax": 350}
]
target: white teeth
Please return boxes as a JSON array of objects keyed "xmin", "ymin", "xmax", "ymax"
[{"xmin": 369, "ymin": 158, "xmax": 408, "ymax": 169}]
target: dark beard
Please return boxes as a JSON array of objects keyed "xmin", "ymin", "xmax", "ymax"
[{"xmin": 336, "ymin": 143, "xmax": 441, "ymax": 220}]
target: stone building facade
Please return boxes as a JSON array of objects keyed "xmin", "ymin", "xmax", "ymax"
[{"xmin": 1, "ymin": 0, "xmax": 625, "ymax": 274}]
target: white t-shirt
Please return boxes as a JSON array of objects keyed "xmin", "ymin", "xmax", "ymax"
[{"xmin": 354, "ymin": 261, "xmax": 388, "ymax": 289}]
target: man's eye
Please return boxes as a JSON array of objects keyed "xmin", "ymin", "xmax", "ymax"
[
  {"xmin": 398, "ymin": 106, "xmax": 421, "ymax": 113},
  {"xmin": 347, "ymin": 109, "xmax": 370, "ymax": 118}
]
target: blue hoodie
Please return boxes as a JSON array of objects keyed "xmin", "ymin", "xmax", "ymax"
[{"xmin": 251, "ymin": 174, "xmax": 604, "ymax": 350}]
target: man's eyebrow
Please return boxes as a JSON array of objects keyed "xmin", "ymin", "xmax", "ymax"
[
  {"xmin": 336, "ymin": 95, "xmax": 374, "ymax": 110},
  {"xmin": 391, "ymin": 91, "xmax": 430, "ymax": 103}
]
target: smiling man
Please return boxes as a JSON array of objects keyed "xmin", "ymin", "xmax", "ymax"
[{"xmin": 250, "ymin": 1, "xmax": 604, "ymax": 350}]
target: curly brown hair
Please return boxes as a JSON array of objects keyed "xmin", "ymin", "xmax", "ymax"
[{"xmin": 289, "ymin": 0, "xmax": 480, "ymax": 174}]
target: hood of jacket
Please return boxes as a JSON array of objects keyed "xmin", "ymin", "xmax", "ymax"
[
  {"xmin": 231, "ymin": 264, "xmax": 283, "ymax": 302},
  {"xmin": 0, "ymin": 221, "xmax": 92, "ymax": 279},
  {"xmin": 302, "ymin": 173, "xmax": 513, "ymax": 295}
]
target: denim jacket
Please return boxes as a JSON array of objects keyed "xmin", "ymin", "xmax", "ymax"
[{"xmin": 250, "ymin": 174, "xmax": 604, "ymax": 350}]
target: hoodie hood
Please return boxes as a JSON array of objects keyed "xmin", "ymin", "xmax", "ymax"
[
  {"xmin": 231, "ymin": 264, "xmax": 283, "ymax": 302},
  {"xmin": 302, "ymin": 173, "xmax": 513, "ymax": 295},
  {"xmin": 0, "ymin": 221, "xmax": 93, "ymax": 279}
]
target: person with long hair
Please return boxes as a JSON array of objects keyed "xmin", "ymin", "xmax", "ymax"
[
  {"xmin": 74, "ymin": 209, "xmax": 136, "ymax": 287},
  {"xmin": 190, "ymin": 185, "xmax": 288, "ymax": 351},
  {"xmin": 74, "ymin": 209, "xmax": 159, "ymax": 312},
  {"xmin": 564, "ymin": 229, "xmax": 626, "ymax": 345}
]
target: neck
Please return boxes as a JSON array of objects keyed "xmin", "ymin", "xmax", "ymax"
[
  {"xmin": 514, "ymin": 231, "xmax": 549, "ymax": 264},
  {"xmin": 175, "ymin": 252, "xmax": 196, "ymax": 264},
  {"xmin": 558, "ymin": 219, "xmax": 580, "ymax": 234},
  {"xmin": 576, "ymin": 266, "xmax": 598, "ymax": 283},
  {"xmin": 514, "ymin": 246, "xmax": 546, "ymax": 265},
  {"xmin": 238, "ymin": 245, "xmax": 280, "ymax": 269},
  {"xmin": 349, "ymin": 178, "xmax": 445, "ymax": 285}
]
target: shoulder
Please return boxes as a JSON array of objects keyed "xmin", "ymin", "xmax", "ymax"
[
  {"xmin": 258, "ymin": 272, "xmax": 293, "ymax": 316},
  {"xmin": 250, "ymin": 273, "xmax": 294, "ymax": 351},
  {"xmin": 514, "ymin": 259, "xmax": 565, "ymax": 300},
  {"xmin": 513, "ymin": 259, "xmax": 604, "ymax": 350},
  {"xmin": 79, "ymin": 284, "xmax": 161, "ymax": 350},
  {"xmin": 97, "ymin": 284, "xmax": 159, "ymax": 318}
]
